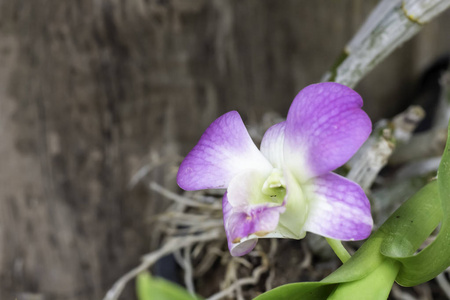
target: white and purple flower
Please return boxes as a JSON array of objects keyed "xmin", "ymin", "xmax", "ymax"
[{"xmin": 177, "ymin": 82, "xmax": 373, "ymax": 256}]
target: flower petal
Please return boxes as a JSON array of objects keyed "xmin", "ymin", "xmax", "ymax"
[
  {"xmin": 223, "ymin": 192, "xmax": 285, "ymax": 256},
  {"xmin": 260, "ymin": 122, "xmax": 286, "ymax": 169},
  {"xmin": 177, "ymin": 111, "xmax": 272, "ymax": 190},
  {"xmin": 284, "ymin": 82, "xmax": 372, "ymax": 181},
  {"xmin": 303, "ymin": 172, "xmax": 373, "ymax": 240},
  {"xmin": 222, "ymin": 193, "xmax": 258, "ymax": 256},
  {"xmin": 228, "ymin": 206, "xmax": 284, "ymax": 241}
]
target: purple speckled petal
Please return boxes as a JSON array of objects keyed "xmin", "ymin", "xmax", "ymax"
[
  {"xmin": 284, "ymin": 82, "xmax": 372, "ymax": 181},
  {"xmin": 303, "ymin": 172, "xmax": 373, "ymax": 240},
  {"xmin": 223, "ymin": 193, "xmax": 285, "ymax": 256},
  {"xmin": 260, "ymin": 122, "xmax": 286, "ymax": 169},
  {"xmin": 177, "ymin": 111, "xmax": 272, "ymax": 190}
]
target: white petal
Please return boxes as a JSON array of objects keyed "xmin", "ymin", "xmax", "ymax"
[{"xmin": 260, "ymin": 122, "xmax": 285, "ymax": 169}]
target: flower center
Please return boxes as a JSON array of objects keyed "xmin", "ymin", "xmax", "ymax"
[{"xmin": 261, "ymin": 169, "xmax": 286, "ymax": 205}]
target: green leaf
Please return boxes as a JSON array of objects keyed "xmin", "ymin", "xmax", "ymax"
[
  {"xmin": 321, "ymin": 234, "xmax": 385, "ymax": 284},
  {"xmin": 327, "ymin": 258, "xmax": 400, "ymax": 300},
  {"xmin": 136, "ymin": 272, "xmax": 202, "ymax": 300},
  {"xmin": 380, "ymin": 180, "xmax": 441, "ymax": 257},
  {"xmin": 254, "ymin": 282, "xmax": 337, "ymax": 300},
  {"xmin": 382, "ymin": 124, "xmax": 450, "ymax": 286}
]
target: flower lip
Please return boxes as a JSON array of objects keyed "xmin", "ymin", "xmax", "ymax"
[{"xmin": 223, "ymin": 193, "xmax": 285, "ymax": 256}]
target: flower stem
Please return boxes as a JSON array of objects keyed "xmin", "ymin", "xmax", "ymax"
[{"xmin": 325, "ymin": 238, "xmax": 351, "ymax": 263}]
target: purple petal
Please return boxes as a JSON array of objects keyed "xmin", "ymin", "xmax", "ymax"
[
  {"xmin": 222, "ymin": 193, "xmax": 258, "ymax": 256},
  {"xmin": 260, "ymin": 122, "xmax": 286, "ymax": 169},
  {"xmin": 177, "ymin": 111, "xmax": 272, "ymax": 190},
  {"xmin": 222, "ymin": 193, "xmax": 284, "ymax": 256},
  {"xmin": 284, "ymin": 82, "xmax": 372, "ymax": 181},
  {"xmin": 303, "ymin": 172, "xmax": 373, "ymax": 240}
]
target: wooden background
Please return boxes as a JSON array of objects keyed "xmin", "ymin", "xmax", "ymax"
[{"xmin": 0, "ymin": 1, "xmax": 449, "ymax": 299}]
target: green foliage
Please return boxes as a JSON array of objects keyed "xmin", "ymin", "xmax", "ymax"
[
  {"xmin": 384, "ymin": 124, "xmax": 450, "ymax": 286},
  {"xmin": 255, "ymin": 282, "xmax": 336, "ymax": 300},
  {"xmin": 136, "ymin": 272, "xmax": 202, "ymax": 300}
]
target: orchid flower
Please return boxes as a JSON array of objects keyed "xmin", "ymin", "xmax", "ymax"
[{"xmin": 177, "ymin": 82, "xmax": 373, "ymax": 256}]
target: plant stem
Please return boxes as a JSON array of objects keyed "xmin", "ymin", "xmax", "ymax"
[
  {"xmin": 326, "ymin": 238, "xmax": 351, "ymax": 263},
  {"xmin": 322, "ymin": 0, "xmax": 450, "ymax": 88}
]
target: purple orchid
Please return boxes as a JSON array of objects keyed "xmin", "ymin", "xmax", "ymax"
[{"xmin": 177, "ymin": 82, "xmax": 373, "ymax": 256}]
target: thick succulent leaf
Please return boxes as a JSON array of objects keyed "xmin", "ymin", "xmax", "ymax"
[
  {"xmin": 379, "ymin": 181, "xmax": 441, "ymax": 258},
  {"xmin": 136, "ymin": 272, "xmax": 201, "ymax": 300},
  {"xmin": 254, "ymin": 282, "xmax": 337, "ymax": 300},
  {"xmin": 327, "ymin": 258, "xmax": 400, "ymax": 300},
  {"xmin": 381, "ymin": 123, "xmax": 450, "ymax": 286}
]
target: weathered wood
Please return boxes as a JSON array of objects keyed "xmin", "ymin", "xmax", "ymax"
[{"xmin": 0, "ymin": 1, "xmax": 449, "ymax": 299}]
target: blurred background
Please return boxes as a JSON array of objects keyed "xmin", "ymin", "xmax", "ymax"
[{"xmin": 0, "ymin": 1, "xmax": 450, "ymax": 299}]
